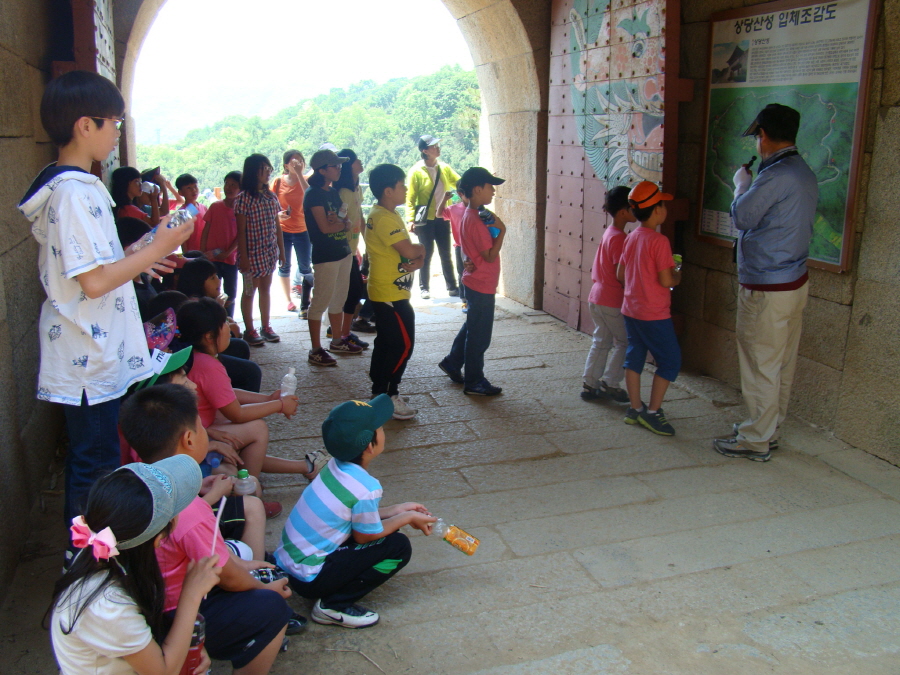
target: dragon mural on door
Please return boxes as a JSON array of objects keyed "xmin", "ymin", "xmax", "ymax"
[{"xmin": 544, "ymin": 0, "xmax": 676, "ymax": 328}]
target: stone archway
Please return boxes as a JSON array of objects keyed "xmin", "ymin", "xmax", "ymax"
[{"xmin": 113, "ymin": 0, "xmax": 549, "ymax": 307}]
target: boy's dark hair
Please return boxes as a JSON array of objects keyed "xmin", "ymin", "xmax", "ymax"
[
  {"xmin": 631, "ymin": 202, "xmax": 661, "ymax": 223},
  {"xmin": 116, "ymin": 216, "xmax": 151, "ymax": 249},
  {"xmin": 240, "ymin": 154, "xmax": 273, "ymax": 197},
  {"xmin": 177, "ymin": 297, "xmax": 228, "ymax": 350},
  {"xmin": 224, "ymin": 170, "xmax": 242, "ymax": 184},
  {"xmin": 146, "ymin": 290, "xmax": 189, "ymax": 318},
  {"xmin": 603, "ymin": 186, "xmax": 631, "ymax": 216},
  {"xmin": 175, "ymin": 174, "xmax": 198, "ymax": 191},
  {"xmin": 368, "ymin": 164, "xmax": 405, "ymax": 201},
  {"xmin": 111, "ymin": 166, "xmax": 141, "ymax": 209},
  {"xmin": 282, "ymin": 149, "xmax": 302, "ymax": 168},
  {"xmin": 347, "ymin": 430, "xmax": 379, "ymax": 466},
  {"xmin": 176, "ymin": 257, "xmax": 218, "ymax": 298},
  {"xmin": 40, "ymin": 70, "xmax": 125, "ymax": 147},
  {"xmin": 119, "ymin": 384, "xmax": 199, "ymax": 463}
]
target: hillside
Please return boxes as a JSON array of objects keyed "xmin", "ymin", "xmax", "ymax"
[{"xmin": 136, "ymin": 65, "xmax": 480, "ymax": 189}]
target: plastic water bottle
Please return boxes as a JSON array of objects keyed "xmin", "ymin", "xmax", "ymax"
[
  {"xmin": 205, "ymin": 451, "xmax": 223, "ymax": 469},
  {"xmin": 280, "ymin": 367, "xmax": 297, "ymax": 397},
  {"xmin": 233, "ymin": 470, "xmax": 257, "ymax": 496},
  {"xmin": 178, "ymin": 614, "xmax": 205, "ymax": 675},
  {"xmin": 131, "ymin": 209, "xmax": 195, "ymax": 252},
  {"xmin": 478, "ymin": 208, "xmax": 500, "ymax": 238},
  {"xmin": 338, "ymin": 202, "xmax": 348, "ymax": 219},
  {"xmin": 433, "ymin": 518, "xmax": 480, "ymax": 556}
]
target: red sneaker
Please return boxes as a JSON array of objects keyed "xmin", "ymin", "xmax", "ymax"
[{"xmin": 263, "ymin": 501, "xmax": 283, "ymax": 519}]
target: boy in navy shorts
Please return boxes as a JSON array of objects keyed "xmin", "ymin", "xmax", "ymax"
[{"xmin": 616, "ymin": 181, "xmax": 682, "ymax": 435}]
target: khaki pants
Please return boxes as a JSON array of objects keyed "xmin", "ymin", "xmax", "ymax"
[{"xmin": 735, "ymin": 282, "xmax": 808, "ymax": 452}]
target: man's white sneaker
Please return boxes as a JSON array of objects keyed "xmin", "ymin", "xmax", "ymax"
[
  {"xmin": 310, "ymin": 599, "xmax": 379, "ymax": 628},
  {"xmin": 391, "ymin": 394, "xmax": 417, "ymax": 420}
]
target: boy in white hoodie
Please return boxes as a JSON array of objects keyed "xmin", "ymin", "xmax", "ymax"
[{"xmin": 18, "ymin": 71, "xmax": 193, "ymax": 529}]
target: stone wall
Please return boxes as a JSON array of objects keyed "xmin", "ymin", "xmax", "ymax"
[
  {"xmin": 0, "ymin": 0, "xmax": 66, "ymax": 588},
  {"xmin": 674, "ymin": 0, "xmax": 899, "ymax": 462}
]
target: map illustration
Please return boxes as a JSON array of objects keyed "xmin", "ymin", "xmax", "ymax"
[{"xmin": 702, "ymin": 83, "xmax": 857, "ymax": 265}]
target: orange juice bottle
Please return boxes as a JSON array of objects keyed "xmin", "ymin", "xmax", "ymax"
[{"xmin": 434, "ymin": 518, "xmax": 479, "ymax": 556}]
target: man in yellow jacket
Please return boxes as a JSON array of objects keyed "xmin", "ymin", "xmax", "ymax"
[{"xmin": 406, "ymin": 135, "xmax": 461, "ymax": 299}]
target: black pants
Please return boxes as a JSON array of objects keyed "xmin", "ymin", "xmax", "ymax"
[
  {"xmin": 287, "ymin": 532, "xmax": 411, "ymax": 610},
  {"xmin": 416, "ymin": 218, "xmax": 457, "ymax": 292},
  {"xmin": 220, "ymin": 339, "xmax": 262, "ymax": 392},
  {"xmin": 342, "ymin": 255, "xmax": 365, "ymax": 314},
  {"xmin": 370, "ymin": 299, "xmax": 415, "ymax": 397},
  {"xmin": 214, "ymin": 262, "xmax": 238, "ymax": 317},
  {"xmin": 454, "ymin": 246, "xmax": 466, "ymax": 302}
]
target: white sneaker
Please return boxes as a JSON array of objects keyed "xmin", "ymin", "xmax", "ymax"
[
  {"xmin": 311, "ymin": 599, "xmax": 379, "ymax": 628},
  {"xmin": 391, "ymin": 394, "xmax": 417, "ymax": 420}
]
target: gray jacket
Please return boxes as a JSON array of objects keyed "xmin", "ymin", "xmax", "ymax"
[{"xmin": 730, "ymin": 146, "xmax": 818, "ymax": 285}]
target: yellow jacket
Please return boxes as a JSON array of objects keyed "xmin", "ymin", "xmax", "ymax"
[{"xmin": 405, "ymin": 160, "xmax": 460, "ymax": 223}]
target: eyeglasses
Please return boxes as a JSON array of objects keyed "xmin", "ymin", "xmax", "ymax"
[{"xmin": 93, "ymin": 117, "xmax": 125, "ymax": 130}]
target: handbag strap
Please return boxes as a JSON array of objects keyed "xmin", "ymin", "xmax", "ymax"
[{"xmin": 421, "ymin": 163, "xmax": 441, "ymax": 218}]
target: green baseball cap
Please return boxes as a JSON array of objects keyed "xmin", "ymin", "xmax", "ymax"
[{"xmin": 321, "ymin": 394, "xmax": 394, "ymax": 461}]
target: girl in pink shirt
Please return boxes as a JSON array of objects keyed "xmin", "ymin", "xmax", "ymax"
[{"xmin": 177, "ymin": 298, "xmax": 324, "ymax": 515}]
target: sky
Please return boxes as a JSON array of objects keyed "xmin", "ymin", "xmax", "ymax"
[{"xmin": 131, "ymin": 0, "xmax": 474, "ymax": 145}]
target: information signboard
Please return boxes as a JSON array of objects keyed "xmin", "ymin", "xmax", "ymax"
[{"xmin": 697, "ymin": 0, "xmax": 877, "ymax": 271}]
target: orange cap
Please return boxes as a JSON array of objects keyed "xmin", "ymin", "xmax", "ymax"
[{"xmin": 628, "ymin": 181, "xmax": 674, "ymax": 209}]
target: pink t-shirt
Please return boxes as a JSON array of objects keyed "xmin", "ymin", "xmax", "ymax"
[
  {"xmin": 181, "ymin": 203, "xmax": 208, "ymax": 253},
  {"xmin": 459, "ymin": 207, "xmax": 500, "ymax": 295},
  {"xmin": 588, "ymin": 225, "xmax": 626, "ymax": 308},
  {"xmin": 203, "ymin": 201, "xmax": 238, "ymax": 264},
  {"xmin": 620, "ymin": 226, "xmax": 674, "ymax": 321},
  {"xmin": 187, "ymin": 352, "xmax": 237, "ymax": 427},
  {"xmin": 156, "ymin": 497, "xmax": 230, "ymax": 612},
  {"xmin": 444, "ymin": 202, "xmax": 466, "ymax": 247}
]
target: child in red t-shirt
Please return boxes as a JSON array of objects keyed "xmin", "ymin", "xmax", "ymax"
[
  {"xmin": 616, "ymin": 181, "xmax": 682, "ymax": 436},
  {"xmin": 582, "ymin": 186, "xmax": 636, "ymax": 403}
]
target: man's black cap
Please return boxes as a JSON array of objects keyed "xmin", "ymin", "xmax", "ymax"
[{"xmin": 742, "ymin": 103, "xmax": 800, "ymax": 141}]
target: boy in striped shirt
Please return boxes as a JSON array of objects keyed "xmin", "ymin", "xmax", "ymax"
[{"xmin": 274, "ymin": 395, "xmax": 436, "ymax": 628}]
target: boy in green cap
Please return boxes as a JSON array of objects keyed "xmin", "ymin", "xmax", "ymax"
[{"xmin": 274, "ymin": 395, "xmax": 436, "ymax": 628}]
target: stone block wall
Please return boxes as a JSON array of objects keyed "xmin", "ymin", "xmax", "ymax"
[
  {"xmin": 674, "ymin": 0, "xmax": 899, "ymax": 462},
  {"xmin": 0, "ymin": 0, "xmax": 66, "ymax": 588}
]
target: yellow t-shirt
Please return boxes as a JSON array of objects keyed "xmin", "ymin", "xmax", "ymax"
[{"xmin": 364, "ymin": 204, "xmax": 414, "ymax": 302}]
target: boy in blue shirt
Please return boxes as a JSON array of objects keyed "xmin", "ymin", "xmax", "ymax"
[{"xmin": 275, "ymin": 395, "xmax": 436, "ymax": 628}]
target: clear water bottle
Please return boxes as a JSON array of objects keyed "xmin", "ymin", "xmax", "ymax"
[
  {"xmin": 178, "ymin": 614, "xmax": 205, "ymax": 675},
  {"xmin": 233, "ymin": 469, "xmax": 257, "ymax": 496},
  {"xmin": 338, "ymin": 202, "xmax": 348, "ymax": 220},
  {"xmin": 280, "ymin": 367, "xmax": 297, "ymax": 397},
  {"xmin": 433, "ymin": 518, "xmax": 480, "ymax": 556},
  {"xmin": 131, "ymin": 209, "xmax": 195, "ymax": 252}
]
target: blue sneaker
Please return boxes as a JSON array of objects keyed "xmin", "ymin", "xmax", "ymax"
[
  {"xmin": 464, "ymin": 378, "xmax": 502, "ymax": 396},
  {"xmin": 439, "ymin": 358, "xmax": 464, "ymax": 384}
]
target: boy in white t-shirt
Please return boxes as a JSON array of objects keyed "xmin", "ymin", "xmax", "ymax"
[{"xmin": 17, "ymin": 71, "xmax": 193, "ymax": 528}]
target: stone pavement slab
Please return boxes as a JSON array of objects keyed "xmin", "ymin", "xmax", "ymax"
[{"xmin": 3, "ymin": 293, "xmax": 900, "ymax": 674}]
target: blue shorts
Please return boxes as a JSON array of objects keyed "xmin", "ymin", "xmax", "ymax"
[
  {"xmin": 199, "ymin": 588, "xmax": 291, "ymax": 669},
  {"xmin": 623, "ymin": 316, "xmax": 681, "ymax": 382}
]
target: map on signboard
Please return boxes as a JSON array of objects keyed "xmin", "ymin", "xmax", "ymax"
[{"xmin": 699, "ymin": 0, "xmax": 871, "ymax": 268}]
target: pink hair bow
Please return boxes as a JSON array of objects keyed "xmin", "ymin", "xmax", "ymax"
[{"xmin": 71, "ymin": 516, "xmax": 120, "ymax": 561}]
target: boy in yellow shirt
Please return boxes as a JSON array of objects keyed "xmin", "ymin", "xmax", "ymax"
[{"xmin": 363, "ymin": 164, "xmax": 425, "ymax": 419}]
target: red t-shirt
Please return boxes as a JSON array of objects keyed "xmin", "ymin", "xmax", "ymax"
[
  {"xmin": 187, "ymin": 352, "xmax": 237, "ymax": 427},
  {"xmin": 156, "ymin": 497, "xmax": 230, "ymax": 611},
  {"xmin": 181, "ymin": 203, "xmax": 208, "ymax": 253},
  {"xmin": 459, "ymin": 207, "xmax": 500, "ymax": 294},
  {"xmin": 620, "ymin": 226, "xmax": 674, "ymax": 321},
  {"xmin": 203, "ymin": 201, "xmax": 238, "ymax": 265},
  {"xmin": 444, "ymin": 202, "xmax": 466, "ymax": 247},
  {"xmin": 588, "ymin": 225, "xmax": 626, "ymax": 308},
  {"xmin": 117, "ymin": 204, "xmax": 150, "ymax": 223}
]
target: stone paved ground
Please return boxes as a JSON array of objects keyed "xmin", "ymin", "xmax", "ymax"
[{"xmin": 4, "ymin": 291, "xmax": 900, "ymax": 674}]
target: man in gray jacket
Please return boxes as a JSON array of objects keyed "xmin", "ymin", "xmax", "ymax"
[{"xmin": 714, "ymin": 104, "xmax": 818, "ymax": 462}]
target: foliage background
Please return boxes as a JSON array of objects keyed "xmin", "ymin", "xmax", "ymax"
[{"xmin": 137, "ymin": 65, "xmax": 480, "ymax": 192}]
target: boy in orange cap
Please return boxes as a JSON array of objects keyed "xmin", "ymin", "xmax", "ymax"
[{"xmin": 616, "ymin": 181, "xmax": 682, "ymax": 435}]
